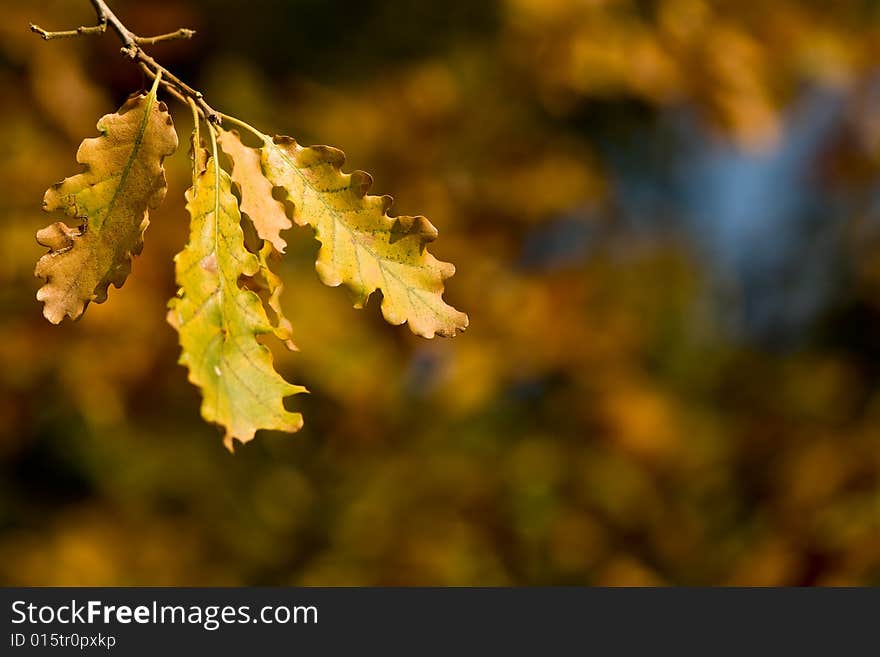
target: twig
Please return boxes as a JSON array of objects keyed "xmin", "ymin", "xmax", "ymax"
[
  {"xmin": 134, "ymin": 28, "xmax": 196, "ymax": 46},
  {"xmin": 138, "ymin": 63, "xmax": 189, "ymax": 109},
  {"xmin": 29, "ymin": 21, "xmax": 107, "ymax": 40},
  {"xmin": 30, "ymin": 0, "xmax": 218, "ymax": 123}
]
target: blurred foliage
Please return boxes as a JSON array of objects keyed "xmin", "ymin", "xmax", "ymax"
[{"xmin": 1, "ymin": 0, "xmax": 880, "ymax": 585}]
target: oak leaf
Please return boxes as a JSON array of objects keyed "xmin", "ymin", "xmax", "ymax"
[
  {"xmin": 218, "ymin": 129, "xmax": 292, "ymax": 253},
  {"xmin": 217, "ymin": 130, "xmax": 296, "ymax": 349},
  {"xmin": 167, "ymin": 147, "xmax": 306, "ymax": 450},
  {"xmin": 35, "ymin": 76, "xmax": 178, "ymax": 323},
  {"xmin": 256, "ymin": 242, "xmax": 297, "ymax": 351},
  {"xmin": 235, "ymin": 129, "xmax": 468, "ymax": 338}
]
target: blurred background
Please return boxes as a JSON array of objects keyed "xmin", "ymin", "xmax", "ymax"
[{"xmin": 1, "ymin": 0, "xmax": 880, "ymax": 585}]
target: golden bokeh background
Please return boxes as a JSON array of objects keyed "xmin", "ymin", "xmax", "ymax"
[{"xmin": 1, "ymin": 0, "xmax": 880, "ymax": 585}]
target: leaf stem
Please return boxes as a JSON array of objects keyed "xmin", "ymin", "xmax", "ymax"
[
  {"xmin": 29, "ymin": 22, "xmax": 107, "ymax": 40},
  {"xmin": 188, "ymin": 97, "xmax": 201, "ymax": 182},
  {"xmin": 217, "ymin": 113, "xmax": 268, "ymax": 141}
]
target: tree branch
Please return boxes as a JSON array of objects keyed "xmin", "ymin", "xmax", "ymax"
[
  {"xmin": 29, "ymin": 22, "xmax": 107, "ymax": 40},
  {"xmin": 134, "ymin": 28, "xmax": 196, "ymax": 46},
  {"xmin": 31, "ymin": 0, "xmax": 217, "ymax": 123}
]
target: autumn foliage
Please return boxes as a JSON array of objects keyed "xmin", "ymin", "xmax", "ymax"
[
  {"xmin": 29, "ymin": 3, "xmax": 466, "ymax": 448},
  {"xmin": 1, "ymin": 0, "xmax": 880, "ymax": 586}
]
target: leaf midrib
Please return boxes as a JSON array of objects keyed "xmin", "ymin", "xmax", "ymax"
[
  {"xmin": 267, "ymin": 140, "xmax": 443, "ymax": 318},
  {"xmin": 100, "ymin": 91, "xmax": 156, "ymax": 235}
]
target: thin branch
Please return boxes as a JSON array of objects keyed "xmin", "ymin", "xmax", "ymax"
[
  {"xmin": 134, "ymin": 28, "xmax": 196, "ymax": 46},
  {"xmin": 88, "ymin": 0, "xmax": 130, "ymax": 47},
  {"xmin": 126, "ymin": 44, "xmax": 218, "ymax": 122},
  {"xmin": 31, "ymin": 0, "xmax": 218, "ymax": 123},
  {"xmin": 88, "ymin": 0, "xmax": 108, "ymax": 24},
  {"xmin": 29, "ymin": 21, "xmax": 107, "ymax": 40},
  {"xmin": 87, "ymin": 0, "xmax": 215, "ymax": 119}
]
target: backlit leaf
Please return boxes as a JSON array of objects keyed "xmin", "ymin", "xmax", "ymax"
[
  {"xmin": 167, "ymin": 143, "xmax": 306, "ymax": 450},
  {"xmin": 218, "ymin": 129, "xmax": 292, "ymax": 253},
  {"xmin": 34, "ymin": 76, "xmax": 178, "ymax": 323},
  {"xmin": 240, "ymin": 129, "xmax": 468, "ymax": 339},
  {"xmin": 256, "ymin": 242, "xmax": 297, "ymax": 351}
]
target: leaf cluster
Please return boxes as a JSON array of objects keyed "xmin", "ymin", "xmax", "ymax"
[{"xmin": 34, "ymin": 70, "xmax": 467, "ymax": 448}]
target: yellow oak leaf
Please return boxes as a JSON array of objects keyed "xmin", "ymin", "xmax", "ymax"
[
  {"xmin": 232, "ymin": 128, "xmax": 467, "ymax": 338},
  {"xmin": 35, "ymin": 76, "xmax": 178, "ymax": 323},
  {"xmin": 167, "ymin": 143, "xmax": 306, "ymax": 450},
  {"xmin": 256, "ymin": 242, "xmax": 297, "ymax": 351},
  {"xmin": 218, "ymin": 129, "xmax": 291, "ymax": 253}
]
